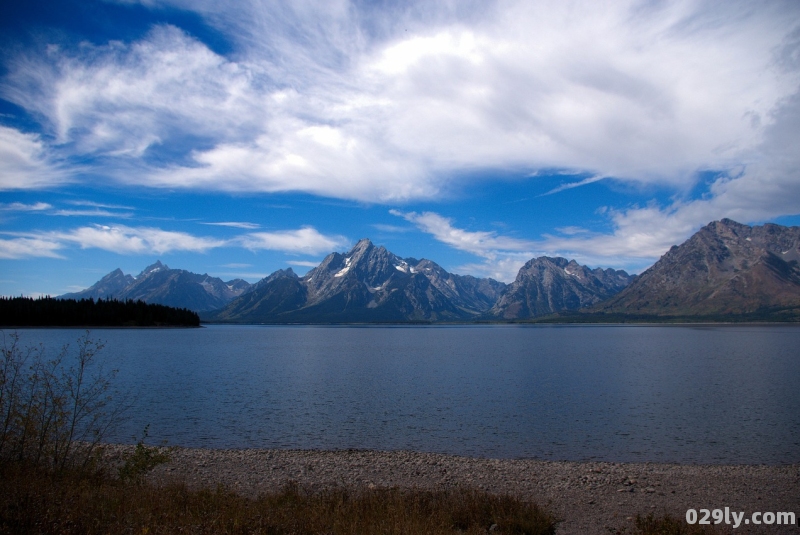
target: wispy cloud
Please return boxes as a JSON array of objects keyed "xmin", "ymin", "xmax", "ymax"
[
  {"xmin": 2, "ymin": 1, "xmax": 797, "ymax": 215},
  {"xmin": 202, "ymin": 221, "xmax": 261, "ymax": 229},
  {"xmin": 0, "ymin": 202, "xmax": 53, "ymax": 211},
  {"xmin": 286, "ymin": 260, "xmax": 320, "ymax": 267},
  {"xmin": 238, "ymin": 227, "xmax": 347, "ymax": 255},
  {"xmin": 0, "ymin": 126, "xmax": 68, "ymax": 190},
  {"xmin": 541, "ymin": 175, "xmax": 607, "ymax": 196},
  {"xmin": 50, "ymin": 224, "xmax": 227, "ymax": 254},
  {"xmin": 372, "ymin": 223, "xmax": 410, "ymax": 233},
  {"xmin": 391, "ymin": 209, "xmax": 534, "ymax": 257},
  {"xmin": 1, "ymin": 0, "xmax": 799, "ymax": 275},
  {"xmin": 67, "ymin": 200, "xmax": 135, "ymax": 210},
  {"xmin": 52, "ymin": 209, "xmax": 133, "ymax": 217},
  {"xmin": 0, "ymin": 236, "xmax": 63, "ymax": 259},
  {"xmin": 554, "ymin": 226, "xmax": 589, "ymax": 236},
  {"xmin": 391, "ymin": 209, "xmax": 539, "ymax": 282}
]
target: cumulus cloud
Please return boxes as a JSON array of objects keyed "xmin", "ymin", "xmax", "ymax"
[{"xmin": 238, "ymin": 227, "xmax": 347, "ymax": 255}]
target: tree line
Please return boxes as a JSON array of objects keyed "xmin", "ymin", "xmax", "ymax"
[{"xmin": 0, "ymin": 297, "xmax": 200, "ymax": 327}]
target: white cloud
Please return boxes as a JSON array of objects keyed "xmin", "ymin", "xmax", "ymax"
[
  {"xmin": 391, "ymin": 209, "xmax": 534, "ymax": 257},
  {"xmin": 2, "ymin": 1, "xmax": 797, "ymax": 208},
  {"xmin": 238, "ymin": 227, "xmax": 347, "ymax": 255},
  {"xmin": 535, "ymin": 90, "xmax": 800, "ymax": 269},
  {"xmin": 0, "ymin": 202, "xmax": 53, "ymax": 211},
  {"xmin": 0, "ymin": 237, "xmax": 63, "ymax": 259},
  {"xmin": 52, "ymin": 224, "xmax": 226, "ymax": 254},
  {"xmin": 1, "ymin": 0, "xmax": 799, "ymax": 258},
  {"xmin": 455, "ymin": 253, "xmax": 535, "ymax": 283},
  {"xmin": 68, "ymin": 200, "xmax": 135, "ymax": 210},
  {"xmin": 372, "ymin": 223, "xmax": 410, "ymax": 233},
  {"xmin": 542, "ymin": 175, "xmax": 607, "ymax": 196},
  {"xmin": 0, "ymin": 126, "xmax": 67, "ymax": 190},
  {"xmin": 286, "ymin": 260, "xmax": 321, "ymax": 267},
  {"xmin": 52, "ymin": 209, "xmax": 133, "ymax": 217},
  {"xmin": 391, "ymin": 209, "xmax": 540, "ymax": 282},
  {"xmin": 202, "ymin": 221, "xmax": 261, "ymax": 229},
  {"xmin": 0, "ymin": 224, "xmax": 347, "ymax": 259}
]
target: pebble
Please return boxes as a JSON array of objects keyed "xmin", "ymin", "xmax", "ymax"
[{"xmin": 99, "ymin": 444, "xmax": 799, "ymax": 535}]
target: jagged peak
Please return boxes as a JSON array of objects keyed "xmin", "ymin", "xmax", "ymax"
[
  {"xmin": 348, "ymin": 238, "xmax": 374, "ymax": 255},
  {"xmin": 265, "ymin": 267, "xmax": 298, "ymax": 282},
  {"xmin": 139, "ymin": 260, "xmax": 169, "ymax": 277},
  {"xmin": 521, "ymin": 256, "xmax": 569, "ymax": 269}
]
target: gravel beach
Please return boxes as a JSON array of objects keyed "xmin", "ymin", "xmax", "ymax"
[{"xmin": 102, "ymin": 445, "xmax": 800, "ymax": 534}]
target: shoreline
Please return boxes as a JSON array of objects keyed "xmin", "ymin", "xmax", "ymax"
[{"xmin": 103, "ymin": 445, "xmax": 800, "ymax": 535}]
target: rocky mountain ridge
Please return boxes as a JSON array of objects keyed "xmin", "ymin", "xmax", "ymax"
[
  {"xmin": 209, "ymin": 239, "xmax": 628, "ymax": 323},
  {"xmin": 60, "ymin": 219, "xmax": 800, "ymax": 322},
  {"xmin": 60, "ymin": 261, "xmax": 252, "ymax": 312},
  {"xmin": 490, "ymin": 257, "xmax": 633, "ymax": 319},
  {"xmin": 595, "ymin": 218, "xmax": 800, "ymax": 318}
]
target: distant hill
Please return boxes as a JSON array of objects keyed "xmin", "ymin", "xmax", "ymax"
[
  {"xmin": 61, "ymin": 261, "xmax": 252, "ymax": 313},
  {"xmin": 488, "ymin": 257, "xmax": 633, "ymax": 319},
  {"xmin": 594, "ymin": 219, "xmax": 800, "ymax": 320},
  {"xmin": 0, "ymin": 296, "xmax": 199, "ymax": 327}
]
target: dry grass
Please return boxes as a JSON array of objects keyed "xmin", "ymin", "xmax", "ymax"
[{"xmin": 0, "ymin": 461, "xmax": 558, "ymax": 535}]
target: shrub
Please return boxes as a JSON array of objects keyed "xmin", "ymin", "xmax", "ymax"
[
  {"xmin": 0, "ymin": 331, "xmax": 123, "ymax": 472},
  {"xmin": 118, "ymin": 425, "xmax": 172, "ymax": 483}
]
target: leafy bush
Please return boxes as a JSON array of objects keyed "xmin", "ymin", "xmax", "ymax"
[{"xmin": 118, "ymin": 425, "xmax": 172, "ymax": 483}]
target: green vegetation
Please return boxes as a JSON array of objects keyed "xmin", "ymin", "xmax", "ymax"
[
  {"xmin": 117, "ymin": 425, "xmax": 173, "ymax": 484},
  {"xmin": 0, "ymin": 296, "xmax": 200, "ymax": 327}
]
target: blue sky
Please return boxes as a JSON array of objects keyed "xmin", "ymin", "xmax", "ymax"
[{"xmin": 2, "ymin": 0, "xmax": 800, "ymax": 297}]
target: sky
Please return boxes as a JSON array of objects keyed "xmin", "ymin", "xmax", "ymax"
[{"xmin": 1, "ymin": 0, "xmax": 800, "ymax": 297}]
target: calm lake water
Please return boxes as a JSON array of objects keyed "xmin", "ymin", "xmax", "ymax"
[{"xmin": 7, "ymin": 324, "xmax": 800, "ymax": 464}]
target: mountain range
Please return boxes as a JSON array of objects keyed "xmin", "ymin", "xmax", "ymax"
[
  {"xmin": 59, "ymin": 219, "xmax": 800, "ymax": 322},
  {"xmin": 60, "ymin": 261, "xmax": 252, "ymax": 312}
]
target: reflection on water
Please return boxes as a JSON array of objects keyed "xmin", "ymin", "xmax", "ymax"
[{"xmin": 8, "ymin": 324, "xmax": 800, "ymax": 464}]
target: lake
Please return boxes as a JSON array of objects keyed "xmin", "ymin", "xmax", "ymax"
[{"xmin": 6, "ymin": 324, "xmax": 799, "ymax": 464}]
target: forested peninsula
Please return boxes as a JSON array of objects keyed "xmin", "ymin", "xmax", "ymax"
[{"xmin": 0, "ymin": 297, "xmax": 200, "ymax": 327}]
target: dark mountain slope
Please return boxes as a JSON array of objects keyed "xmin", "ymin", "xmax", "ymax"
[
  {"xmin": 597, "ymin": 219, "xmax": 800, "ymax": 316},
  {"xmin": 488, "ymin": 257, "xmax": 632, "ymax": 319}
]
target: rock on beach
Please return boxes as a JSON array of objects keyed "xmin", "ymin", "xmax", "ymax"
[{"xmin": 102, "ymin": 445, "xmax": 800, "ymax": 535}]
